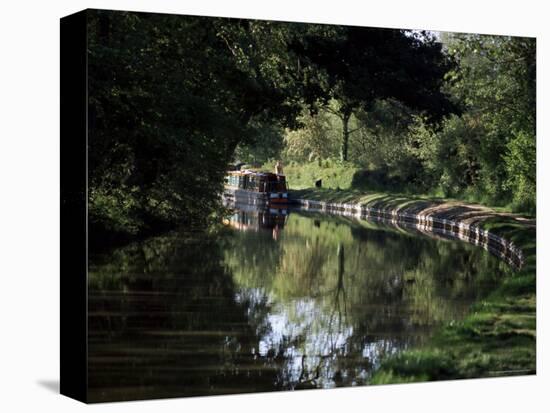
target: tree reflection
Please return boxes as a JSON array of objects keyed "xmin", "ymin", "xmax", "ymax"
[
  {"xmin": 88, "ymin": 233, "xmax": 285, "ymax": 402},
  {"xmin": 224, "ymin": 210, "xmax": 510, "ymax": 388},
  {"xmin": 88, "ymin": 209, "xmax": 510, "ymax": 401}
]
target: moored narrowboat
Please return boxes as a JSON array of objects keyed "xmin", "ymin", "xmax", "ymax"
[{"xmin": 224, "ymin": 170, "xmax": 289, "ymax": 206}]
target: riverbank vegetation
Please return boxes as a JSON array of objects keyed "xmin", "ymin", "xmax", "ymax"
[{"xmin": 255, "ymin": 35, "xmax": 535, "ymax": 214}]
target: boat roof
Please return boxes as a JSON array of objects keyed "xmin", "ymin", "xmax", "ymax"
[{"xmin": 227, "ymin": 170, "xmax": 284, "ymax": 178}]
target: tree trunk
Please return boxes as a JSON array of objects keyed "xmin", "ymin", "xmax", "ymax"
[{"xmin": 340, "ymin": 110, "xmax": 352, "ymax": 162}]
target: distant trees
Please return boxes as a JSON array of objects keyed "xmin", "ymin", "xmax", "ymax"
[
  {"xmin": 275, "ymin": 32, "xmax": 536, "ymax": 212},
  {"xmin": 283, "ymin": 104, "xmax": 341, "ymax": 162},
  {"xmin": 446, "ymin": 34, "xmax": 536, "ymax": 208},
  {"xmin": 404, "ymin": 34, "xmax": 536, "ymax": 209},
  {"xmin": 291, "ymin": 28, "xmax": 456, "ymax": 161}
]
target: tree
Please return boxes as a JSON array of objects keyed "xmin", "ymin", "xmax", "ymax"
[
  {"xmin": 292, "ymin": 28, "xmax": 456, "ymax": 161},
  {"xmin": 442, "ymin": 33, "xmax": 536, "ymax": 208},
  {"xmin": 282, "ymin": 105, "xmax": 341, "ymax": 162},
  {"xmin": 86, "ymin": 10, "xmax": 315, "ymax": 243}
]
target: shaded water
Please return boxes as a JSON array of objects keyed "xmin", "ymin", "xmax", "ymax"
[{"xmin": 88, "ymin": 206, "xmax": 511, "ymax": 402}]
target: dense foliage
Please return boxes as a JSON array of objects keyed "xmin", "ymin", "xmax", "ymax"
[
  {"xmin": 88, "ymin": 9, "xmax": 536, "ymax": 247},
  {"xmin": 275, "ymin": 33, "xmax": 536, "ymax": 212},
  {"xmin": 290, "ymin": 28, "xmax": 456, "ymax": 161},
  {"xmin": 87, "ymin": 10, "xmax": 312, "ymax": 244},
  {"xmin": 445, "ymin": 34, "xmax": 536, "ymax": 210}
]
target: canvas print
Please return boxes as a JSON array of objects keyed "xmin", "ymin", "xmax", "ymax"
[{"xmin": 60, "ymin": 8, "xmax": 536, "ymax": 403}]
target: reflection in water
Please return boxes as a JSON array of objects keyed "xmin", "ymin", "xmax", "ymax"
[
  {"xmin": 223, "ymin": 202, "xmax": 288, "ymax": 240},
  {"xmin": 88, "ymin": 206, "xmax": 511, "ymax": 401}
]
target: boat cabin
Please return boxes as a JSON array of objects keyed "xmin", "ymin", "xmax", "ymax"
[{"xmin": 225, "ymin": 170, "xmax": 287, "ymax": 193}]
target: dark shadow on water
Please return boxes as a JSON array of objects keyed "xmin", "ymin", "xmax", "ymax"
[{"xmin": 37, "ymin": 380, "xmax": 59, "ymax": 394}]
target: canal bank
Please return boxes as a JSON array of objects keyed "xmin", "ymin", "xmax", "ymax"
[{"xmin": 291, "ymin": 188, "xmax": 536, "ymax": 382}]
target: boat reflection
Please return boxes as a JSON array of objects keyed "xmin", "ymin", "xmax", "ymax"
[{"xmin": 223, "ymin": 201, "xmax": 289, "ymax": 240}]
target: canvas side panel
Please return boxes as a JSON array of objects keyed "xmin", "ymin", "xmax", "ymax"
[{"xmin": 60, "ymin": 9, "xmax": 88, "ymax": 403}]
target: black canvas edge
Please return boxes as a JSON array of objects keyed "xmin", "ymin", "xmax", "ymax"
[{"xmin": 60, "ymin": 9, "xmax": 88, "ymax": 403}]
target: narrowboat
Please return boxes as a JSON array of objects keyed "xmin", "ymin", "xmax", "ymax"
[{"xmin": 223, "ymin": 170, "xmax": 289, "ymax": 206}]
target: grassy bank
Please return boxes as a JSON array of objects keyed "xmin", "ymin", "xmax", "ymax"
[
  {"xmin": 290, "ymin": 187, "xmax": 536, "ymax": 383},
  {"xmin": 263, "ymin": 160, "xmax": 534, "ymax": 215},
  {"xmin": 263, "ymin": 160, "xmax": 358, "ymax": 190}
]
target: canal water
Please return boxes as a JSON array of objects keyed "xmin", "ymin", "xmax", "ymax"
[{"xmin": 88, "ymin": 205, "xmax": 512, "ymax": 402}]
